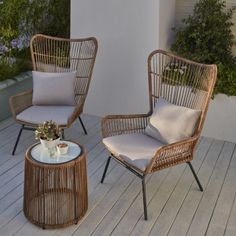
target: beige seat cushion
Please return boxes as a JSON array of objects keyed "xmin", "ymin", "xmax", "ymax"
[
  {"xmin": 103, "ymin": 133, "xmax": 164, "ymax": 171},
  {"xmin": 16, "ymin": 105, "xmax": 75, "ymax": 126},
  {"xmin": 145, "ymin": 98, "xmax": 201, "ymax": 144}
]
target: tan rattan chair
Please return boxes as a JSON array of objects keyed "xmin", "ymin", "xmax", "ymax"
[
  {"xmin": 10, "ymin": 34, "xmax": 98, "ymax": 155},
  {"xmin": 100, "ymin": 49, "xmax": 217, "ymax": 220}
]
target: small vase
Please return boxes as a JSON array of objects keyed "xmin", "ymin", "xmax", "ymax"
[{"xmin": 40, "ymin": 138, "xmax": 60, "ymax": 157}]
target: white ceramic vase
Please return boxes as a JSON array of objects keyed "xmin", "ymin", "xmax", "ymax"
[{"xmin": 40, "ymin": 138, "xmax": 60, "ymax": 157}]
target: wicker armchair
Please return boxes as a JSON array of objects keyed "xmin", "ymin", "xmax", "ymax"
[
  {"xmin": 101, "ymin": 49, "xmax": 217, "ymax": 220},
  {"xmin": 10, "ymin": 34, "xmax": 98, "ymax": 155}
]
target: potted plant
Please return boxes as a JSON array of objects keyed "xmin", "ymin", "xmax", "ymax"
[
  {"xmin": 171, "ymin": 0, "xmax": 236, "ymax": 143},
  {"xmin": 35, "ymin": 120, "xmax": 61, "ymax": 156},
  {"xmin": 171, "ymin": 0, "xmax": 236, "ymax": 96}
]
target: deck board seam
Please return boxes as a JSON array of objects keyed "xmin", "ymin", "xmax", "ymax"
[
  {"xmin": 223, "ymin": 191, "xmax": 236, "ymax": 236},
  {"xmin": 204, "ymin": 144, "xmax": 236, "ymax": 235},
  {"xmin": 165, "ymin": 138, "xmax": 214, "ymax": 236},
  {"xmin": 185, "ymin": 141, "xmax": 226, "ymax": 235}
]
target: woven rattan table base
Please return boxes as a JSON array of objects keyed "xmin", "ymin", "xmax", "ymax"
[{"xmin": 23, "ymin": 142, "xmax": 88, "ymax": 229}]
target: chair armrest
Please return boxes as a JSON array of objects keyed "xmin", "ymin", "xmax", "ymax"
[
  {"xmin": 146, "ymin": 133, "xmax": 200, "ymax": 174},
  {"xmin": 9, "ymin": 89, "xmax": 33, "ymax": 120},
  {"xmin": 101, "ymin": 112, "xmax": 152, "ymax": 138}
]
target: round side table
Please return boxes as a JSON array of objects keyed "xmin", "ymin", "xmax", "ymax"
[{"xmin": 23, "ymin": 141, "xmax": 88, "ymax": 229}]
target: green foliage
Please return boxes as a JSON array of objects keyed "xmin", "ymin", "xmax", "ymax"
[
  {"xmin": 0, "ymin": 0, "xmax": 70, "ymax": 40},
  {"xmin": 0, "ymin": 0, "xmax": 70, "ymax": 81},
  {"xmin": 171, "ymin": 0, "xmax": 236, "ymax": 96},
  {"xmin": 214, "ymin": 63, "xmax": 236, "ymax": 95},
  {"xmin": 0, "ymin": 59, "xmax": 31, "ymax": 81},
  {"xmin": 35, "ymin": 120, "xmax": 61, "ymax": 141},
  {"xmin": 25, "ymin": 0, "xmax": 70, "ymax": 37}
]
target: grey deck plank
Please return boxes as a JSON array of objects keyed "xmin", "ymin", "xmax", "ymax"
[
  {"xmin": 224, "ymin": 193, "xmax": 236, "ymax": 236},
  {"xmin": 205, "ymin": 145, "xmax": 236, "ymax": 236},
  {"xmin": 166, "ymin": 139, "xmax": 225, "ymax": 236},
  {"xmin": 0, "ymin": 115, "xmax": 235, "ymax": 236},
  {"xmin": 110, "ymin": 162, "xmax": 186, "ymax": 236},
  {"xmin": 91, "ymin": 169, "xmax": 170, "ymax": 236},
  {"xmin": 130, "ymin": 137, "xmax": 213, "ymax": 236},
  {"xmin": 186, "ymin": 142, "xmax": 235, "ymax": 236}
]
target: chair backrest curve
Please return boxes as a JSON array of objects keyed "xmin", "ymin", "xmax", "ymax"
[
  {"xmin": 148, "ymin": 49, "xmax": 217, "ymax": 135},
  {"xmin": 30, "ymin": 34, "xmax": 98, "ymax": 105}
]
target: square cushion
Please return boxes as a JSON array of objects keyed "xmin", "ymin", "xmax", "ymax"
[
  {"xmin": 145, "ymin": 98, "xmax": 201, "ymax": 144},
  {"xmin": 103, "ymin": 133, "xmax": 164, "ymax": 171},
  {"xmin": 32, "ymin": 71, "xmax": 76, "ymax": 106},
  {"xmin": 16, "ymin": 105, "xmax": 75, "ymax": 126}
]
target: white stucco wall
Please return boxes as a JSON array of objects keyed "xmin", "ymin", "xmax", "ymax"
[
  {"xmin": 202, "ymin": 94, "xmax": 236, "ymax": 143},
  {"xmin": 71, "ymin": 1, "xmax": 236, "ymax": 143},
  {"xmin": 159, "ymin": 0, "xmax": 176, "ymax": 49},
  {"xmin": 71, "ymin": 0, "xmax": 176, "ymax": 116}
]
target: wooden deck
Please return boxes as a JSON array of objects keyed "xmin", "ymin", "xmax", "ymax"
[{"xmin": 0, "ymin": 114, "xmax": 236, "ymax": 236}]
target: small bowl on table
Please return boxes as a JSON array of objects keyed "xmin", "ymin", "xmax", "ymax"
[{"xmin": 57, "ymin": 143, "xmax": 69, "ymax": 155}]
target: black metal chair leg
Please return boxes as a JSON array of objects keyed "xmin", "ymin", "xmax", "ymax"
[
  {"xmin": 78, "ymin": 116, "xmax": 87, "ymax": 135},
  {"xmin": 142, "ymin": 176, "xmax": 148, "ymax": 220},
  {"xmin": 12, "ymin": 125, "xmax": 24, "ymax": 155},
  {"xmin": 187, "ymin": 162, "xmax": 203, "ymax": 192},
  {"xmin": 101, "ymin": 156, "xmax": 111, "ymax": 183}
]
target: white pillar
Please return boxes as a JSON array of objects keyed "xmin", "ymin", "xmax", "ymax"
[{"xmin": 71, "ymin": 0, "xmax": 176, "ymax": 116}]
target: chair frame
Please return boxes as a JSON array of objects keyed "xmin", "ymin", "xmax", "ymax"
[
  {"xmin": 100, "ymin": 49, "xmax": 217, "ymax": 220},
  {"xmin": 10, "ymin": 34, "xmax": 98, "ymax": 155}
]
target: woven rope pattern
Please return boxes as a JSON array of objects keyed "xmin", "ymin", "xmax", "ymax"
[
  {"xmin": 9, "ymin": 34, "xmax": 98, "ymax": 128},
  {"xmin": 30, "ymin": 35, "xmax": 97, "ymax": 103},
  {"xmin": 23, "ymin": 143, "xmax": 88, "ymax": 229},
  {"xmin": 102, "ymin": 49, "xmax": 217, "ymax": 174}
]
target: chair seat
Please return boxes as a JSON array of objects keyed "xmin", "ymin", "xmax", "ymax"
[
  {"xmin": 16, "ymin": 105, "xmax": 75, "ymax": 126},
  {"xmin": 103, "ymin": 133, "xmax": 164, "ymax": 171}
]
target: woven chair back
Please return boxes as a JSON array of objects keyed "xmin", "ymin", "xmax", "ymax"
[
  {"xmin": 148, "ymin": 50, "xmax": 217, "ymax": 134},
  {"xmin": 30, "ymin": 34, "xmax": 98, "ymax": 104}
]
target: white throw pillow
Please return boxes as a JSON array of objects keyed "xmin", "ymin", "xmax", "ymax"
[
  {"xmin": 145, "ymin": 98, "xmax": 201, "ymax": 144},
  {"xmin": 32, "ymin": 71, "xmax": 76, "ymax": 105}
]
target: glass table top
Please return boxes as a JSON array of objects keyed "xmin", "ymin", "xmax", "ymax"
[{"xmin": 30, "ymin": 141, "xmax": 81, "ymax": 164}]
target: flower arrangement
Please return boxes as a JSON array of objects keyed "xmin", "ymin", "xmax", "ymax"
[
  {"xmin": 0, "ymin": 37, "xmax": 31, "ymax": 81},
  {"xmin": 35, "ymin": 120, "xmax": 61, "ymax": 141}
]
